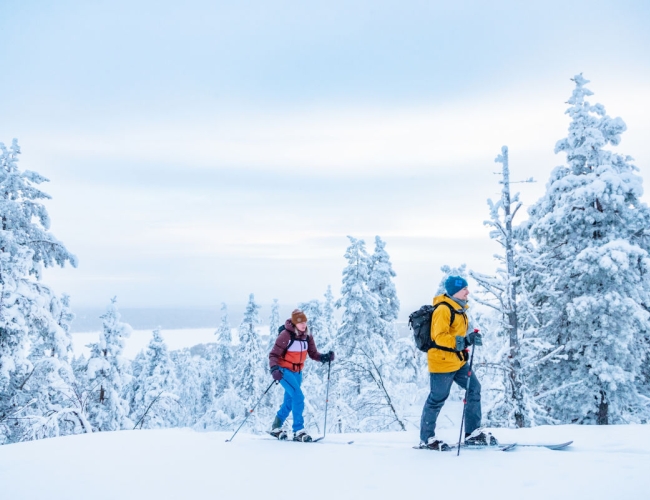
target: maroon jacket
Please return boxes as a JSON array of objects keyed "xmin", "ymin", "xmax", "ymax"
[{"xmin": 269, "ymin": 319, "xmax": 323, "ymax": 372}]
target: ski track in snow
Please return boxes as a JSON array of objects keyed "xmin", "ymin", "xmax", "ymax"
[{"xmin": 1, "ymin": 424, "xmax": 649, "ymax": 500}]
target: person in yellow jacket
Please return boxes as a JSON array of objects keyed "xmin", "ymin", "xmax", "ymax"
[{"xmin": 418, "ymin": 275, "xmax": 496, "ymax": 450}]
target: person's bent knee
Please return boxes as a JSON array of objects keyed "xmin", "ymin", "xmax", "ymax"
[
  {"xmin": 293, "ymin": 390, "xmax": 305, "ymax": 404},
  {"xmin": 468, "ymin": 379, "xmax": 481, "ymax": 399},
  {"xmin": 425, "ymin": 392, "xmax": 448, "ymax": 408}
]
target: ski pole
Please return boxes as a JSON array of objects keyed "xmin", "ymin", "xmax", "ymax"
[
  {"xmin": 322, "ymin": 360, "xmax": 332, "ymax": 439},
  {"xmin": 226, "ymin": 380, "xmax": 277, "ymax": 443},
  {"xmin": 457, "ymin": 331, "xmax": 478, "ymax": 456}
]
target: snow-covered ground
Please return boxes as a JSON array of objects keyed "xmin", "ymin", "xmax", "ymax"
[{"xmin": 1, "ymin": 422, "xmax": 649, "ymax": 500}]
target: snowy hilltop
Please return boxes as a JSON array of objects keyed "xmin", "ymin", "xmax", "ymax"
[
  {"xmin": 1, "ymin": 421, "xmax": 649, "ymax": 500},
  {"xmin": 0, "ymin": 74, "xmax": 649, "ymax": 478}
]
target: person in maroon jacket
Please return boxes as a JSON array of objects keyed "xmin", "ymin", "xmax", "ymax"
[{"xmin": 269, "ymin": 309, "xmax": 334, "ymax": 442}]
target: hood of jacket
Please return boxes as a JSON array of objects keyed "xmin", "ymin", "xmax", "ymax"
[{"xmin": 284, "ymin": 319, "xmax": 309, "ymax": 339}]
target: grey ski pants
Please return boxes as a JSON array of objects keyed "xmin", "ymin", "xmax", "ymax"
[{"xmin": 419, "ymin": 362, "xmax": 481, "ymax": 443}]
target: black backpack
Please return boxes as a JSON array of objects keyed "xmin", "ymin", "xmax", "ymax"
[{"xmin": 408, "ymin": 302, "xmax": 467, "ymax": 360}]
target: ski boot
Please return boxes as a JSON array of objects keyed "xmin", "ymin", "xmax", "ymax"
[
  {"xmin": 418, "ymin": 436, "xmax": 451, "ymax": 451},
  {"xmin": 269, "ymin": 416, "xmax": 288, "ymax": 440},
  {"xmin": 464, "ymin": 428, "xmax": 498, "ymax": 446},
  {"xmin": 293, "ymin": 429, "xmax": 313, "ymax": 442}
]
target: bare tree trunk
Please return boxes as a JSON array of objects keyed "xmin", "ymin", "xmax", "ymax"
[
  {"xmin": 499, "ymin": 147, "xmax": 526, "ymax": 428},
  {"xmin": 509, "ymin": 362, "xmax": 525, "ymax": 428},
  {"xmin": 597, "ymin": 390, "xmax": 608, "ymax": 425}
]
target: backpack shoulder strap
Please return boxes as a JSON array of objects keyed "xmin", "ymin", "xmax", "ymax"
[
  {"xmin": 430, "ymin": 302, "xmax": 468, "ymax": 361},
  {"xmin": 432, "ymin": 301, "xmax": 458, "ymax": 327},
  {"xmin": 282, "ymin": 331, "xmax": 297, "ymax": 357}
]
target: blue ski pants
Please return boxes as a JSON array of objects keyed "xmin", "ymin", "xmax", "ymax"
[
  {"xmin": 420, "ymin": 362, "xmax": 482, "ymax": 443},
  {"xmin": 276, "ymin": 368, "xmax": 305, "ymax": 432}
]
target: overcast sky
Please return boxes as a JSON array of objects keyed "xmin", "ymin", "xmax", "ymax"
[{"xmin": 1, "ymin": 0, "xmax": 649, "ymax": 317}]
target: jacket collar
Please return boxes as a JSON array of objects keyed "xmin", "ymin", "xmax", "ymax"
[{"xmin": 433, "ymin": 294, "xmax": 469, "ymax": 311}]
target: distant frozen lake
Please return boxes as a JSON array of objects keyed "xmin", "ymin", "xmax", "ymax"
[{"xmin": 71, "ymin": 326, "xmax": 269, "ymax": 359}]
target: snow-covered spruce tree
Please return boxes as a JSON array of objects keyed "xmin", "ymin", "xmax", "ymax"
[
  {"xmin": 231, "ymin": 293, "xmax": 269, "ymax": 431},
  {"xmin": 130, "ymin": 330, "xmax": 179, "ymax": 429},
  {"xmin": 337, "ymin": 238, "xmax": 382, "ymax": 362},
  {"xmin": 470, "ymin": 147, "xmax": 544, "ymax": 428},
  {"xmin": 233, "ymin": 294, "xmax": 264, "ymax": 400},
  {"xmin": 335, "ymin": 236, "xmax": 404, "ymax": 432},
  {"xmin": 85, "ymin": 298, "xmax": 133, "ymax": 431},
  {"xmin": 392, "ymin": 335, "xmax": 422, "ymax": 388},
  {"xmin": 171, "ymin": 349, "xmax": 208, "ymax": 427},
  {"xmin": 390, "ymin": 332, "xmax": 426, "ymax": 426},
  {"xmin": 0, "ymin": 139, "xmax": 78, "ymax": 443},
  {"xmin": 267, "ymin": 299, "xmax": 280, "ymax": 350},
  {"xmin": 368, "ymin": 236, "xmax": 400, "ymax": 333},
  {"xmin": 19, "ymin": 293, "xmax": 92, "ymax": 440},
  {"xmin": 519, "ymin": 75, "xmax": 650, "ymax": 424},
  {"xmin": 196, "ymin": 302, "xmax": 238, "ymax": 430},
  {"xmin": 31, "ymin": 293, "xmax": 75, "ymax": 361},
  {"xmin": 129, "ymin": 351, "xmax": 146, "ymax": 389},
  {"xmin": 214, "ymin": 302, "xmax": 233, "ymax": 398},
  {"xmin": 68, "ymin": 349, "xmax": 98, "ymax": 433},
  {"xmin": 367, "ymin": 237, "xmax": 418, "ymax": 413},
  {"xmin": 322, "ymin": 285, "xmax": 338, "ymax": 350},
  {"xmin": 298, "ymin": 300, "xmax": 326, "ymax": 340}
]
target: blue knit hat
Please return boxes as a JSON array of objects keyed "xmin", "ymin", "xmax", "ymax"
[{"xmin": 445, "ymin": 275, "xmax": 468, "ymax": 296}]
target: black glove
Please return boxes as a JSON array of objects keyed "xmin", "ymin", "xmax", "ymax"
[
  {"xmin": 455, "ymin": 336, "xmax": 468, "ymax": 351},
  {"xmin": 271, "ymin": 365, "xmax": 283, "ymax": 381},
  {"xmin": 467, "ymin": 330, "xmax": 483, "ymax": 346},
  {"xmin": 320, "ymin": 351, "xmax": 335, "ymax": 363}
]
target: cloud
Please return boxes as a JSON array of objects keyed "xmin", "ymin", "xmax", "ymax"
[
  {"xmin": 21, "ymin": 73, "xmax": 650, "ymax": 313},
  {"xmin": 2, "ymin": 1, "xmax": 649, "ymax": 313}
]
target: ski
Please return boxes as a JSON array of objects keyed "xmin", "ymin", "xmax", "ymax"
[
  {"xmin": 457, "ymin": 440, "xmax": 572, "ymax": 451},
  {"xmin": 413, "ymin": 443, "xmax": 517, "ymax": 452},
  {"xmin": 412, "ymin": 445, "xmax": 454, "ymax": 452},
  {"xmin": 312, "ymin": 437, "xmax": 354, "ymax": 445},
  {"xmin": 460, "ymin": 443, "xmax": 518, "ymax": 452},
  {"xmin": 499, "ymin": 440, "xmax": 573, "ymax": 450},
  {"xmin": 267, "ymin": 432, "xmax": 353, "ymax": 445}
]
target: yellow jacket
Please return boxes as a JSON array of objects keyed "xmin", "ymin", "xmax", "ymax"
[{"xmin": 427, "ymin": 294, "xmax": 469, "ymax": 373}]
